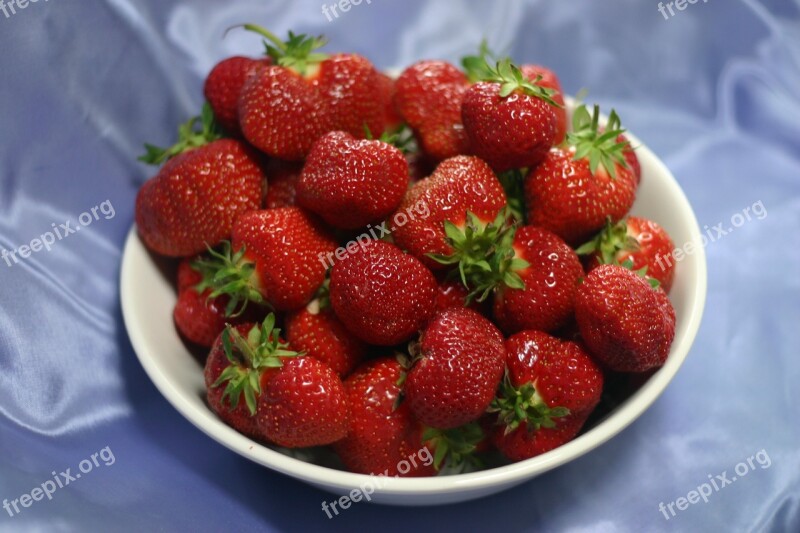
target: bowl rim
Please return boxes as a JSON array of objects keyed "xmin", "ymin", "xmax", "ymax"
[{"xmin": 120, "ymin": 108, "xmax": 707, "ymax": 497}]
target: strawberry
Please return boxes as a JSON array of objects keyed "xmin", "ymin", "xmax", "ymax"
[
  {"xmin": 136, "ymin": 106, "xmax": 264, "ymax": 257},
  {"xmin": 619, "ymin": 134, "xmax": 642, "ymax": 185},
  {"xmin": 576, "ymin": 264, "xmax": 676, "ymax": 372},
  {"xmin": 333, "ymin": 358, "xmax": 436, "ymax": 476},
  {"xmin": 204, "ymin": 56, "xmax": 270, "ymax": 135},
  {"xmin": 174, "ymin": 284, "xmax": 229, "ymax": 348},
  {"xmin": 237, "ymin": 27, "xmax": 384, "ymax": 160},
  {"xmin": 193, "ymin": 207, "xmax": 337, "ymax": 314},
  {"xmin": 404, "ymin": 307, "xmax": 505, "ymax": 429},
  {"xmin": 377, "ymin": 73, "xmax": 402, "ymax": 132},
  {"xmin": 296, "ymin": 131, "xmax": 408, "ymax": 229},
  {"xmin": 204, "ymin": 322, "xmax": 267, "ymax": 440},
  {"xmin": 264, "ymin": 160, "xmax": 302, "ymax": 209},
  {"xmin": 257, "ymin": 355, "xmax": 349, "ymax": 447},
  {"xmin": 495, "ymin": 330, "xmax": 603, "ymax": 423},
  {"xmin": 493, "ymin": 226, "xmax": 584, "ymax": 335},
  {"xmin": 329, "ymin": 239, "xmax": 437, "ymax": 345},
  {"xmin": 435, "ymin": 279, "xmax": 482, "ymax": 313},
  {"xmin": 524, "ymin": 104, "xmax": 637, "ymax": 245},
  {"xmin": 461, "ymin": 59, "xmax": 560, "ymax": 172},
  {"xmin": 487, "ymin": 330, "xmax": 601, "ymax": 461},
  {"xmin": 490, "ymin": 413, "xmax": 587, "ymax": 462},
  {"xmin": 520, "ymin": 64, "xmax": 567, "ymax": 144},
  {"xmin": 391, "ymin": 156, "xmax": 507, "ymax": 270},
  {"xmin": 174, "ymin": 258, "xmax": 263, "ymax": 348},
  {"xmin": 393, "ymin": 60, "xmax": 471, "ymax": 160},
  {"xmin": 577, "ymin": 216, "xmax": 676, "ymax": 292},
  {"xmin": 285, "ymin": 295, "xmax": 367, "ymax": 377},
  {"xmin": 207, "ymin": 315, "xmax": 349, "ymax": 447},
  {"xmin": 314, "ymin": 53, "xmax": 386, "ymax": 139}
]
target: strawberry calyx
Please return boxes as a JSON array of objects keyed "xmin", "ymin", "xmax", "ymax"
[
  {"xmin": 566, "ymin": 104, "xmax": 631, "ymax": 180},
  {"xmin": 620, "ymin": 258, "xmax": 661, "ymax": 289},
  {"xmin": 428, "ymin": 208, "xmax": 529, "ymax": 303},
  {"xmin": 239, "ymin": 24, "xmax": 328, "ymax": 77},
  {"xmin": 212, "ymin": 314, "xmax": 302, "ymax": 415},
  {"xmin": 488, "ymin": 372, "xmax": 570, "ymax": 436},
  {"xmin": 463, "ymin": 51, "xmax": 561, "ymax": 107},
  {"xmin": 364, "ymin": 123, "xmax": 416, "ymax": 154},
  {"xmin": 496, "ymin": 169, "xmax": 527, "ymax": 224},
  {"xmin": 192, "ymin": 241, "xmax": 267, "ymax": 317},
  {"xmin": 422, "ymin": 422, "xmax": 484, "ymax": 472},
  {"xmin": 575, "ymin": 217, "xmax": 639, "ymax": 265},
  {"xmin": 139, "ymin": 103, "xmax": 222, "ymax": 165}
]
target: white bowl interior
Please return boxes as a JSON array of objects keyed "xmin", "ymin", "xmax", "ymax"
[{"xmin": 120, "ymin": 102, "xmax": 707, "ymax": 506}]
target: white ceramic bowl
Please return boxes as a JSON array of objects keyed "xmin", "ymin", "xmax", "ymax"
[{"xmin": 121, "ymin": 101, "xmax": 707, "ymax": 506}]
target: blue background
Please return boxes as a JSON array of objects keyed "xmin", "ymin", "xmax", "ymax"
[{"xmin": 1, "ymin": 0, "xmax": 798, "ymax": 531}]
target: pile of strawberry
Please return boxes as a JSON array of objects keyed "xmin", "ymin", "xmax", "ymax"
[{"xmin": 135, "ymin": 27, "xmax": 677, "ymax": 475}]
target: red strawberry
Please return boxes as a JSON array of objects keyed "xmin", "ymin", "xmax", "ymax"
[
  {"xmin": 393, "ymin": 61, "xmax": 471, "ymax": 160},
  {"xmin": 313, "ymin": 53, "xmax": 386, "ymax": 139},
  {"xmin": 520, "ymin": 64, "xmax": 567, "ymax": 144},
  {"xmin": 434, "ymin": 280, "xmax": 470, "ymax": 311},
  {"xmin": 285, "ymin": 297, "xmax": 367, "ymax": 377},
  {"xmin": 577, "ymin": 216, "xmax": 676, "ymax": 292},
  {"xmin": 206, "ymin": 315, "xmax": 349, "ymax": 448},
  {"xmin": 264, "ymin": 160, "xmax": 302, "ymax": 209},
  {"xmin": 576, "ymin": 264, "xmax": 676, "ymax": 372},
  {"xmin": 491, "ymin": 413, "xmax": 587, "ymax": 462},
  {"xmin": 391, "ymin": 156, "xmax": 507, "ymax": 270},
  {"xmin": 487, "ymin": 328, "xmax": 601, "ymax": 462},
  {"xmin": 257, "ymin": 355, "xmax": 349, "ymax": 448},
  {"xmin": 404, "ymin": 307, "xmax": 505, "ymax": 429},
  {"xmin": 175, "ymin": 258, "xmax": 267, "ymax": 348},
  {"xmin": 237, "ymin": 27, "xmax": 384, "ymax": 160},
  {"xmin": 524, "ymin": 105, "xmax": 637, "ymax": 245},
  {"xmin": 377, "ymin": 73, "xmax": 402, "ymax": 132},
  {"xmin": 333, "ymin": 358, "xmax": 436, "ymax": 476},
  {"xmin": 240, "ymin": 65, "xmax": 333, "ymax": 161},
  {"xmin": 498, "ymin": 330, "xmax": 603, "ymax": 421},
  {"xmin": 204, "ymin": 56, "xmax": 270, "ymax": 135},
  {"xmin": 194, "ymin": 207, "xmax": 337, "ymax": 313},
  {"xmin": 493, "ymin": 226, "xmax": 584, "ymax": 335},
  {"xmin": 204, "ymin": 323, "xmax": 267, "ymax": 441},
  {"xmin": 330, "ymin": 240, "xmax": 437, "ymax": 345},
  {"xmin": 461, "ymin": 59, "xmax": 560, "ymax": 172},
  {"xmin": 619, "ymin": 134, "xmax": 642, "ymax": 185},
  {"xmin": 174, "ymin": 283, "xmax": 230, "ymax": 348},
  {"xmin": 136, "ymin": 107, "xmax": 264, "ymax": 257},
  {"xmin": 296, "ymin": 131, "xmax": 408, "ymax": 229}
]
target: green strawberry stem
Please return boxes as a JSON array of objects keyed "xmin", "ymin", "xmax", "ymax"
[
  {"xmin": 192, "ymin": 241, "xmax": 267, "ymax": 317},
  {"xmin": 139, "ymin": 103, "xmax": 222, "ymax": 165},
  {"xmin": 422, "ymin": 422, "xmax": 485, "ymax": 472},
  {"xmin": 212, "ymin": 315, "xmax": 302, "ymax": 415},
  {"xmin": 238, "ymin": 24, "xmax": 328, "ymax": 76},
  {"xmin": 488, "ymin": 372, "xmax": 570, "ymax": 435},
  {"xmin": 566, "ymin": 104, "xmax": 631, "ymax": 179},
  {"xmin": 428, "ymin": 208, "xmax": 529, "ymax": 303},
  {"xmin": 575, "ymin": 217, "xmax": 639, "ymax": 265}
]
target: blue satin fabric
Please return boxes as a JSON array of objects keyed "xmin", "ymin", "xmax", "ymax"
[{"xmin": 0, "ymin": 0, "xmax": 798, "ymax": 531}]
